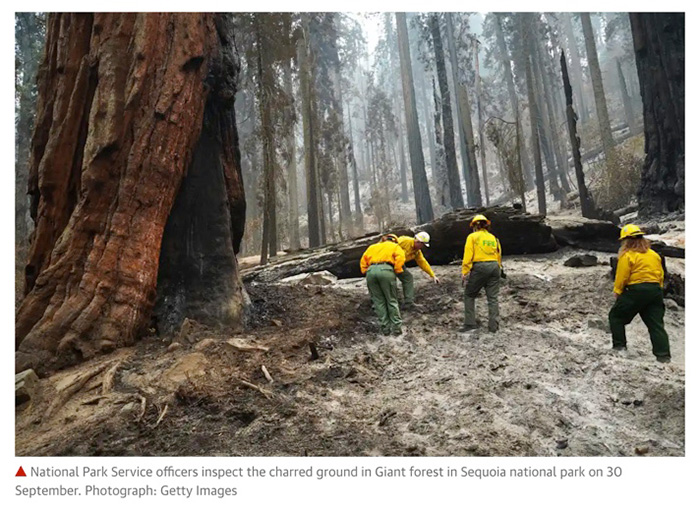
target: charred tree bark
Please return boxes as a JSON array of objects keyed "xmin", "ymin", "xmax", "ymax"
[
  {"xmin": 396, "ymin": 12, "xmax": 434, "ymax": 223},
  {"xmin": 430, "ymin": 14, "xmax": 465, "ymax": 210},
  {"xmin": 629, "ymin": 13, "xmax": 684, "ymax": 215},
  {"xmin": 561, "ymin": 51, "xmax": 597, "ymax": 218},
  {"xmin": 562, "ymin": 14, "xmax": 589, "ymax": 124},
  {"xmin": 17, "ymin": 13, "xmax": 246, "ymax": 375}
]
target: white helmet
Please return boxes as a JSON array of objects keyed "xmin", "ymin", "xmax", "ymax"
[{"xmin": 414, "ymin": 231, "xmax": 430, "ymax": 247}]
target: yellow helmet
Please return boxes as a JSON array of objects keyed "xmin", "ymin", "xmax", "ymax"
[
  {"xmin": 619, "ymin": 224, "xmax": 644, "ymax": 240},
  {"xmin": 470, "ymin": 214, "xmax": 491, "ymax": 227},
  {"xmin": 382, "ymin": 234, "xmax": 399, "ymax": 243}
]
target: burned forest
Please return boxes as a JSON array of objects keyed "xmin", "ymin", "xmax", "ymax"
[{"xmin": 14, "ymin": 12, "xmax": 685, "ymax": 460}]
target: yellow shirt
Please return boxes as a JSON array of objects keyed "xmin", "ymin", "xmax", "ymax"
[
  {"xmin": 398, "ymin": 236, "xmax": 435, "ymax": 278},
  {"xmin": 614, "ymin": 249, "xmax": 664, "ymax": 295},
  {"xmin": 462, "ymin": 230, "xmax": 502, "ymax": 275},
  {"xmin": 360, "ymin": 241, "xmax": 406, "ymax": 275}
]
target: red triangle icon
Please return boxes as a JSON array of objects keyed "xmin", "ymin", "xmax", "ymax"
[{"xmin": 16, "ymin": 466, "xmax": 26, "ymax": 477}]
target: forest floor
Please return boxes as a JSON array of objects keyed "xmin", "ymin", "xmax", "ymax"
[{"xmin": 16, "ymin": 235, "xmax": 685, "ymax": 457}]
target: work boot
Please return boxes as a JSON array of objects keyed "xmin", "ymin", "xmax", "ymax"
[
  {"xmin": 488, "ymin": 325, "xmax": 499, "ymax": 333},
  {"xmin": 656, "ymin": 356, "xmax": 671, "ymax": 363},
  {"xmin": 391, "ymin": 328, "xmax": 403, "ymax": 336},
  {"xmin": 459, "ymin": 324, "xmax": 478, "ymax": 332},
  {"xmin": 612, "ymin": 345, "xmax": 627, "ymax": 351}
]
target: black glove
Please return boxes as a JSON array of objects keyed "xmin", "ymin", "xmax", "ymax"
[{"xmin": 501, "ymin": 268, "xmax": 507, "ymax": 279}]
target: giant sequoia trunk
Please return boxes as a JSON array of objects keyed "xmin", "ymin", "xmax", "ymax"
[
  {"xmin": 16, "ymin": 13, "xmax": 246, "ymax": 375},
  {"xmin": 629, "ymin": 13, "xmax": 685, "ymax": 215}
]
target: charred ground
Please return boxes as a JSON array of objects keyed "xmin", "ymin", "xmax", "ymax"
[{"xmin": 16, "ymin": 247, "xmax": 684, "ymax": 457}]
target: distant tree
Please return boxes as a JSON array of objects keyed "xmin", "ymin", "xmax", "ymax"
[
  {"xmin": 15, "ymin": 13, "xmax": 45, "ymax": 243},
  {"xmin": 396, "ymin": 12, "xmax": 434, "ymax": 223},
  {"xmin": 298, "ymin": 14, "xmax": 321, "ymax": 247},
  {"xmin": 517, "ymin": 13, "xmax": 547, "ymax": 214},
  {"xmin": 580, "ymin": 13, "xmax": 615, "ymax": 161},
  {"xmin": 430, "ymin": 14, "xmax": 465, "ymax": 210}
]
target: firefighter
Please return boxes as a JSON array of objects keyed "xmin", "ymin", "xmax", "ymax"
[
  {"xmin": 360, "ymin": 234, "xmax": 406, "ymax": 335},
  {"xmin": 461, "ymin": 214, "xmax": 502, "ymax": 333},
  {"xmin": 397, "ymin": 231, "xmax": 439, "ymax": 310},
  {"xmin": 609, "ymin": 224, "xmax": 671, "ymax": 362}
]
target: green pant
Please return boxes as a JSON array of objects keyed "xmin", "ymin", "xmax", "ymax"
[
  {"xmin": 396, "ymin": 269, "xmax": 415, "ymax": 306},
  {"xmin": 367, "ymin": 264, "xmax": 402, "ymax": 333},
  {"xmin": 464, "ymin": 261, "xmax": 501, "ymax": 331},
  {"xmin": 609, "ymin": 282, "xmax": 670, "ymax": 358}
]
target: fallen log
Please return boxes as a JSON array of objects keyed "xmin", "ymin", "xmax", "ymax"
[
  {"xmin": 243, "ymin": 206, "xmax": 558, "ymax": 283},
  {"xmin": 546, "ymin": 216, "xmax": 621, "ymax": 253}
]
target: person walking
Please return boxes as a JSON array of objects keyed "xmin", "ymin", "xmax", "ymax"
[
  {"xmin": 609, "ymin": 224, "xmax": 671, "ymax": 362},
  {"xmin": 461, "ymin": 214, "xmax": 502, "ymax": 333},
  {"xmin": 360, "ymin": 234, "xmax": 406, "ymax": 335},
  {"xmin": 397, "ymin": 231, "xmax": 439, "ymax": 310}
]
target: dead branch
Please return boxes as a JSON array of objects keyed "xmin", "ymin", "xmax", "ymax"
[
  {"xmin": 151, "ymin": 404, "xmax": 169, "ymax": 428},
  {"xmin": 261, "ymin": 365, "xmax": 274, "ymax": 383},
  {"xmin": 237, "ymin": 379, "xmax": 273, "ymax": 400},
  {"xmin": 137, "ymin": 395, "xmax": 147, "ymax": 422},
  {"xmin": 225, "ymin": 338, "xmax": 270, "ymax": 353},
  {"xmin": 101, "ymin": 360, "xmax": 123, "ymax": 394}
]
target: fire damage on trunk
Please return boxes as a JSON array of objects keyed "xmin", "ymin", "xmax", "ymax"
[{"xmin": 16, "ymin": 13, "xmax": 246, "ymax": 376}]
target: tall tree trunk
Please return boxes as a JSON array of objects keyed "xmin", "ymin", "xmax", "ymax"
[
  {"xmin": 541, "ymin": 42, "xmax": 573, "ymax": 194},
  {"xmin": 395, "ymin": 12, "xmax": 434, "ymax": 223},
  {"xmin": 444, "ymin": 13, "xmax": 470, "ymax": 203},
  {"xmin": 531, "ymin": 39, "xmax": 562, "ymax": 202},
  {"xmin": 15, "ymin": 13, "xmax": 44, "ymax": 247},
  {"xmin": 617, "ymin": 58, "xmax": 637, "ymax": 134},
  {"xmin": 432, "ymin": 78, "xmax": 449, "ymax": 213},
  {"xmin": 494, "ymin": 14, "xmax": 532, "ymax": 189},
  {"xmin": 282, "ymin": 57, "xmax": 301, "ymax": 251},
  {"xmin": 17, "ymin": 13, "xmax": 246, "ymax": 375},
  {"xmin": 473, "ymin": 38, "xmax": 490, "ymax": 205},
  {"xmin": 519, "ymin": 14, "xmax": 547, "ymax": 215},
  {"xmin": 257, "ymin": 19, "xmax": 277, "ymax": 264},
  {"xmin": 562, "ymin": 14, "xmax": 589, "ymax": 123},
  {"xmin": 346, "ymin": 101, "xmax": 363, "ymax": 229},
  {"xmin": 329, "ymin": 16, "xmax": 353, "ymax": 238},
  {"xmin": 535, "ymin": 37, "xmax": 571, "ymax": 195},
  {"xmin": 418, "ymin": 64, "xmax": 438, "ymax": 184},
  {"xmin": 580, "ymin": 13, "xmax": 615, "ymax": 161},
  {"xmin": 430, "ymin": 14, "xmax": 465, "ymax": 210},
  {"xmin": 629, "ymin": 13, "xmax": 684, "ymax": 215},
  {"xmin": 298, "ymin": 15, "xmax": 320, "ymax": 248},
  {"xmin": 561, "ymin": 51, "xmax": 597, "ymax": 218}
]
